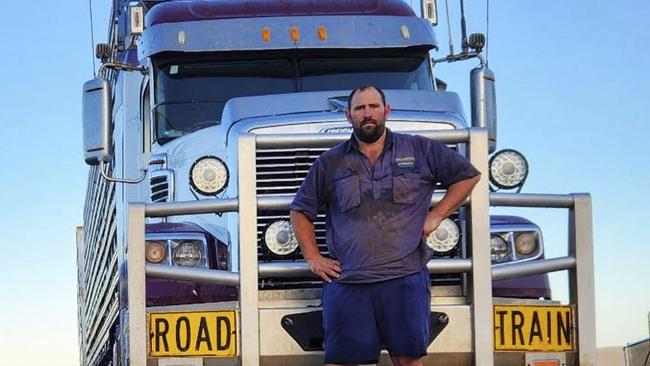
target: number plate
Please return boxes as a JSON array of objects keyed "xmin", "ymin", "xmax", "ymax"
[
  {"xmin": 493, "ymin": 305, "xmax": 574, "ymax": 352},
  {"xmin": 149, "ymin": 310, "xmax": 237, "ymax": 357}
]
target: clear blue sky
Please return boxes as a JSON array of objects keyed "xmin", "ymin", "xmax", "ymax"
[{"xmin": 0, "ymin": 1, "xmax": 647, "ymax": 364}]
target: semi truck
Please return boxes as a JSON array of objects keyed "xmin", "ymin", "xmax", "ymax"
[{"xmin": 77, "ymin": 0, "xmax": 597, "ymax": 365}]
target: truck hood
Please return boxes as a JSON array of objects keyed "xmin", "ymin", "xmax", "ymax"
[{"xmin": 221, "ymin": 89, "xmax": 465, "ymax": 129}]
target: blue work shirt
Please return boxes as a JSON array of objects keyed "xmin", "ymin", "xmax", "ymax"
[{"xmin": 291, "ymin": 129, "xmax": 479, "ymax": 283}]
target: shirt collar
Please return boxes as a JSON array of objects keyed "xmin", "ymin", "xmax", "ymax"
[{"xmin": 345, "ymin": 128, "xmax": 394, "ymax": 154}]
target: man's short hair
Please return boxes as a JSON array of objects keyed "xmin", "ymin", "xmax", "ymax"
[{"xmin": 347, "ymin": 85, "xmax": 386, "ymax": 109}]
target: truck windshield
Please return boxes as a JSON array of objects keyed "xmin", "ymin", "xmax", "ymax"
[{"xmin": 152, "ymin": 49, "xmax": 433, "ymax": 143}]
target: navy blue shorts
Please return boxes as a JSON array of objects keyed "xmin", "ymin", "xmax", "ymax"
[{"xmin": 322, "ymin": 268, "xmax": 431, "ymax": 365}]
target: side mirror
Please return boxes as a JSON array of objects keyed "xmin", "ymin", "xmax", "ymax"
[
  {"xmin": 82, "ymin": 77, "xmax": 113, "ymax": 165},
  {"xmin": 470, "ymin": 65, "xmax": 497, "ymax": 153}
]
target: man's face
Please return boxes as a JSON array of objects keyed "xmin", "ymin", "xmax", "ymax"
[{"xmin": 346, "ymin": 88, "xmax": 391, "ymax": 144}]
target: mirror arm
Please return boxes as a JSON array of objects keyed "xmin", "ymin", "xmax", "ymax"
[
  {"xmin": 99, "ymin": 62, "xmax": 148, "ymax": 76},
  {"xmin": 432, "ymin": 51, "xmax": 483, "ymax": 67},
  {"xmin": 100, "ymin": 161, "xmax": 147, "ymax": 184}
]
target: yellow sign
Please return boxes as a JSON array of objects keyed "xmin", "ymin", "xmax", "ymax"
[
  {"xmin": 149, "ymin": 310, "xmax": 237, "ymax": 357},
  {"xmin": 493, "ymin": 305, "xmax": 574, "ymax": 352}
]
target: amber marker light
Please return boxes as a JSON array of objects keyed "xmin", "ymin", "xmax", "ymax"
[
  {"xmin": 146, "ymin": 241, "xmax": 166, "ymax": 263},
  {"xmin": 317, "ymin": 25, "xmax": 328, "ymax": 40},
  {"xmin": 262, "ymin": 26, "xmax": 271, "ymax": 42},
  {"xmin": 532, "ymin": 361, "xmax": 560, "ymax": 366},
  {"xmin": 290, "ymin": 25, "xmax": 300, "ymax": 43}
]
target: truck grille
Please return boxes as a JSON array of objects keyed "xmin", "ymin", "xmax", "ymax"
[
  {"xmin": 150, "ymin": 170, "xmax": 173, "ymax": 203},
  {"xmin": 255, "ymin": 147, "xmax": 329, "ymax": 195},
  {"xmin": 255, "ymin": 147, "xmax": 328, "ymax": 265}
]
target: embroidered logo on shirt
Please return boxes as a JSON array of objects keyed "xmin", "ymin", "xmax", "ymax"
[{"xmin": 396, "ymin": 156, "xmax": 416, "ymax": 169}]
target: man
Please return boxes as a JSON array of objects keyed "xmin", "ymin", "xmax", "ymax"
[{"xmin": 290, "ymin": 85, "xmax": 480, "ymax": 366}]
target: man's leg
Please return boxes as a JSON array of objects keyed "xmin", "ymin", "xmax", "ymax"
[
  {"xmin": 390, "ymin": 356, "xmax": 423, "ymax": 366},
  {"xmin": 322, "ymin": 282, "xmax": 381, "ymax": 365},
  {"xmin": 374, "ymin": 269, "xmax": 431, "ymax": 365}
]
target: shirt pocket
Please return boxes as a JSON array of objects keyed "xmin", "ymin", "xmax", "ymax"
[
  {"xmin": 334, "ymin": 172, "xmax": 361, "ymax": 212},
  {"xmin": 392, "ymin": 171, "xmax": 422, "ymax": 205}
]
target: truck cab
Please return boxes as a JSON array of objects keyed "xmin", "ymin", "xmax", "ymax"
[{"xmin": 78, "ymin": 1, "xmax": 595, "ymax": 365}]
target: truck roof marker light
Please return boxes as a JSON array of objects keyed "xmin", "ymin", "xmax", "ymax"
[
  {"xmin": 317, "ymin": 26, "xmax": 328, "ymax": 41},
  {"xmin": 290, "ymin": 25, "xmax": 300, "ymax": 44},
  {"xmin": 262, "ymin": 26, "xmax": 271, "ymax": 42},
  {"xmin": 400, "ymin": 25, "xmax": 411, "ymax": 40},
  {"xmin": 177, "ymin": 30, "xmax": 186, "ymax": 46}
]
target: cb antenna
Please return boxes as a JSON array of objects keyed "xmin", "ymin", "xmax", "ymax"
[
  {"xmin": 88, "ymin": 0, "xmax": 96, "ymax": 77},
  {"xmin": 459, "ymin": 0, "xmax": 469, "ymax": 54},
  {"xmin": 444, "ymin": 0, "xmax": 455, "ymax": 56},
  {"xmin": 486, "ymin": 0, "xmax": 490, "ymax": 65}
]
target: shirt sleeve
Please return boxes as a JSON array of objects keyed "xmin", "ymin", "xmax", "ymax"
[
  {"xmin": 290, "ymin": 158, "xmax": 328, "ymax": 222},
  {"xmin": 427, "ymin": 140, "xmax": 480, "ymax": 188}
]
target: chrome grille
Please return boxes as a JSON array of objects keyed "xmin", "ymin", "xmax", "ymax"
[
  {"xmin": 256, "ymin": 148, "xmax": 328, "ymax": 195},
  {"xmin": 150, "ymin": 170, "xmax": 173, "ymax": 203},
  {"xmin": 256, "ymin": 148, "xmax": 328, "ymax": 264}
]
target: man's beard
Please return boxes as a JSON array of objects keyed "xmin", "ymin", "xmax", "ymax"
[{"xmin": 353, "ymin": 119, "xmax": 385, "ymax": 144}]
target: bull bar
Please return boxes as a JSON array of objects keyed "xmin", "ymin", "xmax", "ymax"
[{"xmin": 126, "ymin": 128, "xmax": 596, "ymax": 366}]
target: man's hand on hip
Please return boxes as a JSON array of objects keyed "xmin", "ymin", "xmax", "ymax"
[
  {"xmin": 422, "ymin": 175, "xmax": 480, "ymax": 239},
  {"xmin": 422, "ymin": 211, "xmax": 444, "ymax": 239},
  {"xmin": 307, "ymin": 255, "xmax": 341, "ymax": 283}
]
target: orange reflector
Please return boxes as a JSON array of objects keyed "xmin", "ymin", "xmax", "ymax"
[
  {"xmin": 290, "ymin": 25, "xmax": 300, "ymax": 43},
  {"xmin": 317, "ymin": 25, "xmax": 328, "ymax": 40},
  {"xmin": 145, "ymin": 241, "xmax": 166, "ymax": 263},
  {"xmin": 262, "ymin": 26, "xmax": 271, "ymax": 42},
  {"xmin": 533, "ymin": 361, "xmax": 560, "ymax": 366}
]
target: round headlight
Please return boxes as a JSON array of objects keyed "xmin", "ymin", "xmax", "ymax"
[
  {"xmin": 264, "ymin": 220, "xmax": 299, "ymax": 256},
  {"xmin": 490, "ymin": 235, "xmax": 509, "ymax": 262},
  {"xmin": 426, "ymin": 218, "xmax": 460, "ymax": 254},
  {"xmin": 515, "ymin": 232, "xmax": 538, "ymax": 255},
  {"xmin": 190, "ymin": 156, "xmax": 229, "ymax": 195},
  {"xmin": 146, "ymin": 241, "xmax": 166, "ymax": 263},
  {"xmin": 173, "ymin": 242, "xmax": 202, "ymax": 267},
  {"xmin": 489, "ymin": 149, "xmax": 528, "ymax": 189}
]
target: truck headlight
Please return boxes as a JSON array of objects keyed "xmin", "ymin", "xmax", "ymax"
[
  {"xmin": 172, "ymin": 241, "xmax": 203, "ymax": 267},
  {"xmin": 190, "ymin": 156, "xmax": 229, "ymax": 195},
  {"xmin": 489, "ymin": 149, "xmax": 528, "ymax": 189},
  {"xmin": 146, "ymin": 240, "xmax": 167, "ymax": 263},
  {"xmin": 426, "ymin": 218, "xmax": 460, "ymax": 254},
  {"xmin": 490, "ymin": 235, "xmax": 509, "ymax": 262},
  {"xmin": 264, "ymin": 220, "xmax": 299, "ymax": 256},
  {"xmin": 515, "ymin": 232, "xmax": 538, "ymax": 255}
]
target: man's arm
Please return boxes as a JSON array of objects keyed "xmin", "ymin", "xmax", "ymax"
[
  {"xmin": 290, "ymin": 210, "xmax": 341, "ymax": 282},
  {"xmin": 422, "ymin": 175, "xmax": 481, "ymax": 237}
]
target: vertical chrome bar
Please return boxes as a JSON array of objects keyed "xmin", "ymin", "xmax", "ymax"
[
  {"xmin": 127, "ymin": 203, "xmax": 146, "ymax": 366},
  {"xmin": 569, "ymin": 193, "xmax": 597, "ymax": 366},
  {"xmin": 467, "ymin": 128, "xmax": 493, "ymax": 366},
  {"xmin": 238, "ymin": 134, "xmax": 260, "ymax": 366}
]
